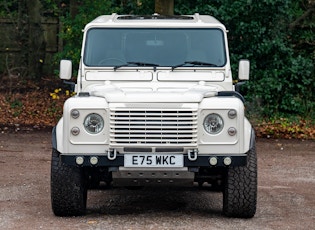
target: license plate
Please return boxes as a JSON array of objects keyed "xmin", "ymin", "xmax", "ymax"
[{"xmin": 124, "ymin": 154, "xmax": 183, "ymax": 167}]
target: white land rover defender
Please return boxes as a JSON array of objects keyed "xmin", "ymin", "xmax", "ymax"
[{"xmin": 51, "ymin": 13, "xmax": 257, "ymax": 218}]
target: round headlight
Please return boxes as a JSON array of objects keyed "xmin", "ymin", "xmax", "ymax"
[
  {"xmin": 83, "ymin": 113, "xmax": 104, "ymax": 134},
  {"xmin": 203, "ymin": 113, "xmax": 224, "ymax": 134}
]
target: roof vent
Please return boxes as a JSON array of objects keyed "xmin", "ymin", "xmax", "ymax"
[{"xmin": 117, "ymin": 15, "xmax": 194, "ymax": 20}]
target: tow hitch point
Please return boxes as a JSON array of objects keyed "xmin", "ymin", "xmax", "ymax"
[
  {"xmin": 107, "ymin": 149, "xmax": 117, "ymax": 160},
  {"xmin": 188, "ymin": 149, "xmax": 198, "ymax": 161}
]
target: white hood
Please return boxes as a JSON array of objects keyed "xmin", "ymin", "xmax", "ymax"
[{"xmin": 86, "ymin": 82, "xmax": 219, "ymax": 103}]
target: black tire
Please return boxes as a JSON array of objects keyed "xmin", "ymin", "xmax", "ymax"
[
  {"xmin": 223, "ymin": 141, "xmax": 257, "ymax": 218},
  {"xmin": 51, "ymin": 149, "xmax": 87, "ymax": 216}
]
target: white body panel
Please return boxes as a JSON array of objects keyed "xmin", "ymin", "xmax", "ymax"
[{"xmin": 56, "ymin": 13, "xmax": 252, "ymax": 158}]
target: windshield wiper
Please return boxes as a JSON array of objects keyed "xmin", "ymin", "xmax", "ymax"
[
  {"xmin": 171, "ymin": 61, "xmax": 218, "ymax": 70},
  {"xmin": 114, "ymin": 61, "xmax": 159, "ymax": 70}
]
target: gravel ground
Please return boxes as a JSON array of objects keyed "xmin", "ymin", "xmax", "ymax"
[{"xmin": 0, "ymin": 131, "xmax": 314, "ymax": 229}]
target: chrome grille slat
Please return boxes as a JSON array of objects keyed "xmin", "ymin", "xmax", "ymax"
[{"xmin": 110, "ymin": 108, "xmax": 198, "ymax": 145}]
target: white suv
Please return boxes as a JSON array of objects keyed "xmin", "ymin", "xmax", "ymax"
[{"xmin": 51, "ymin": 13, "xmax": 257, "ymax": 218}]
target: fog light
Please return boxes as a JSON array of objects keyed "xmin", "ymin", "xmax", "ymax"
[
  {"xmin": 71, "ymin": 127, "xmax": 80, "ymax": 136},
  {"xmin": 90, "ymin": 156, "xmax": 98, "ymax": 165},
  {"xmin": 76, "ymin": 156, "xmax": 84, "ymax": 165},
  {"xmin": 223, "ymin": 157, "xmax": 232, "ymax": 166},
  {"xmin": 209, "ymin": 157, "xmax": 218, "ymax": 166},
  {"xmin": 228, "ymin": 127, "xmax": 237, "ymax": 136}
]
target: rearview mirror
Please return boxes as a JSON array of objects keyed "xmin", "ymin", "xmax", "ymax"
[
  {"xmin": 238, "ymin": 59, "xmax": 250, "ymax": 80},
  {"xmin": 60, "ymin": 60, "xmax": 72, "ymax": 80}
]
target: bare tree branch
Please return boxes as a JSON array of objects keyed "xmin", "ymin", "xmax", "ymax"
[{"xmin": 290, "ymin": 3, "xmax": 315, "ymax": 29}]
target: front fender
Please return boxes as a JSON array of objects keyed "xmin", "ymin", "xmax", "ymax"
[
  {"xmin": 52, "ymin": 118, "xmax": 64, "ymax": 153},
  {"xmin": 52, "ymin": 126, "xmax": 57, "ymax": 149},
  {"xmin": 244, "ymin": 118, "xmax": 255, "ymax": 153},
  {"xmin": 250, "ymin": 127, "xmax": 256, "ymax": 150}
]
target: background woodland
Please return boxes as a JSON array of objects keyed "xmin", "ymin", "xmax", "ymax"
[{"xmin": 0, "ymin": 0, "xmax": 314, "ymax": 138}]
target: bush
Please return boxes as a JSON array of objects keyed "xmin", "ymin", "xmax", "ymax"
[
  {"xmin": 175, "ymin": 0, "xmax": 314, "ymax": 119},
  {"xmin": 54, "ymin": 0, "xmax": 154, "ymax": 73}
]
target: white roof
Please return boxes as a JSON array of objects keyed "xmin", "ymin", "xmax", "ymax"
[{"xmin": 84, "ymin": 13, "xmax": 226, "ymax": 31}]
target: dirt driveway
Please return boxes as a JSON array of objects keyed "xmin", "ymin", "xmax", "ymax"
[{"xmin": 0, "ymin": 131, "xmax": 314, "ymax": 229}]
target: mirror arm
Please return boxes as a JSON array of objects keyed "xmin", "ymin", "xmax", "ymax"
[
  {"xmin": 235, "ymin": 81, "xmax": 246, "ymax": 93},
  {"xmin": 63, "ymin": 80, "xmax": 75, "ymax": 92}
]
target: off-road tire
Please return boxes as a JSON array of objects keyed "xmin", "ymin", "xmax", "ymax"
[
  {"xmin": 51, "ymin": 149, "xmax": 87, "ymax": 216},
  {"xmin": 223, "ymin": 141, "xmax": 257, "ymax": 218}
]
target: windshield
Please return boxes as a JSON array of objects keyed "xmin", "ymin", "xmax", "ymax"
[{"xmin": 83, "ymin": 28, "xmax": 226, "ymax": 68}]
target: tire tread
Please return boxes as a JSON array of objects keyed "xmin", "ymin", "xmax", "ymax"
[
  {"xmin": 223, "ymin": 142, "xmax": 257, "ymax": 218},
  {"xmin": 51, "ymin": 149, "xmax": 87, "ymax": 216}
]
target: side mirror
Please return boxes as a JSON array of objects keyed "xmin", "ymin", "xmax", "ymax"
[
  {"xmin": 238, "ymin": 59, "xmax": 250, "ymax": 80},
  {"xmin": 60, "ymin": 60, "xmax": 72, "ymax": 80}
]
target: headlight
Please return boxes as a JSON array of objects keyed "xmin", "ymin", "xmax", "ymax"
[
  {"xmin": 83, "ymin": 113, "xmax": 104, "ymax": 134},
  {"xmin": 203, "ymin": 113, "xmax": 224, "ymax": 134}
]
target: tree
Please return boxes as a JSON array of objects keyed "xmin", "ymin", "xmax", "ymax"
[
  {"xmin": 155, "ymin": 0, "xmax": 174, "ymax": 15},
  {"xmin": 1, "ymin": 0, "xmax": 46, "ymax": 79},
  {"xmin": 26, "ymin": 0, "xmax": 46, "ymax": 78},
  {"xmin": 175, "ymin": 0, "xmax": 314, "ymax": 118},
  {"xmin": 1, "ymin": 0, "xmax": 313, "ymax": 119}
]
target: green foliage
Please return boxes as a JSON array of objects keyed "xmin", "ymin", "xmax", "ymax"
[
  {"xmin": 175, "ymin": 0, "xmax": 314, "ymax": 119},
  {"xmin": 7, "ymin": 97, "xmax": 23, "ymax": 117},
  {"xmin": 0, "ymin": 1, "xmax": 18, "ymax": 17},
  {"xmin": 112, "ymin": 0, "xmax": 154, "ymax": 14},
  {"xmin": 54, "ymin": 0, "xmax": 154, "ymax": 72},
  {"xmin": 54, "ymin": 0, "xmax": 115, "ymax": 72}
]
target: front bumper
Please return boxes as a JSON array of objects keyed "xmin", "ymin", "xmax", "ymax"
[{"xmin": 60, "ymin": 153, "xmax": 247, "ymax": 167}]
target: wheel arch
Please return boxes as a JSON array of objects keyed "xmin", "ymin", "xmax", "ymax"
[
  {"xmin": 52, "ymin": 118, "xmax": 64, "ymax": 152},
  {"xmin": 244, "ymin": 118, "xmax": 255, "ymax": 153}
]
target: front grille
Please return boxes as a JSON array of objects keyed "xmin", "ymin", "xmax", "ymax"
[{"xmin": 110, "ymin": 108, "xmax": 198, "ymax": 146}]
